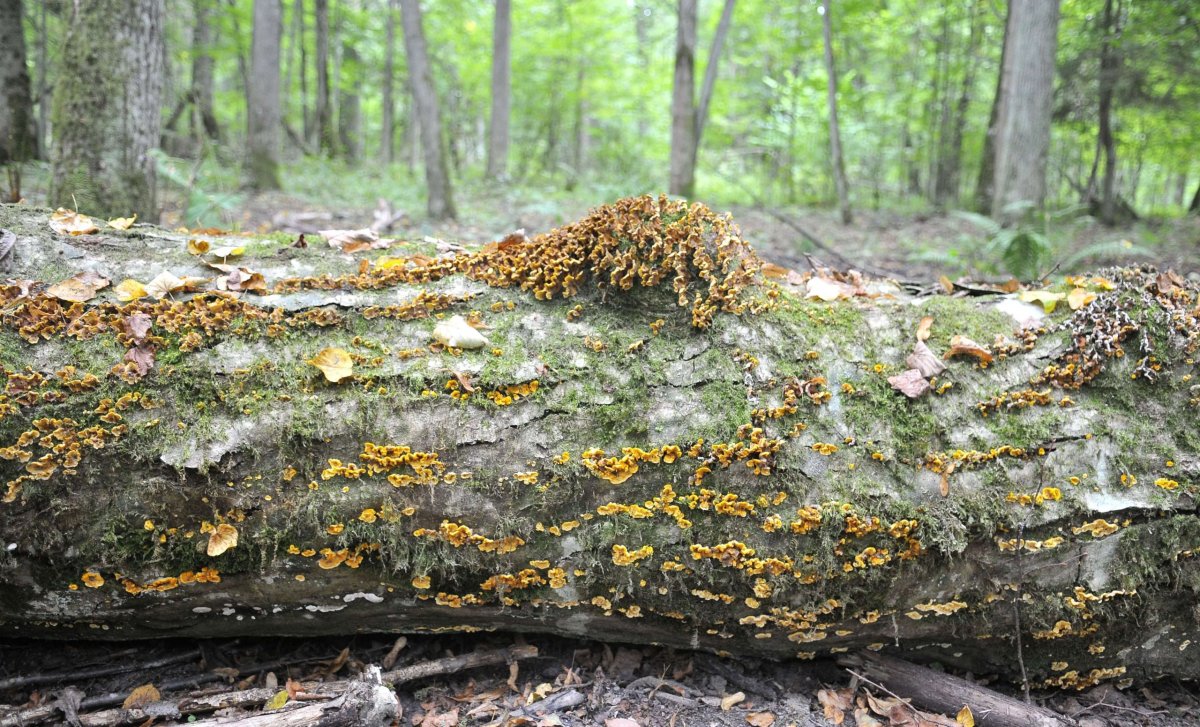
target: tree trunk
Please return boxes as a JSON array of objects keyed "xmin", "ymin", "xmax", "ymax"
[
  {"xmin": 820, "ymin": 0, "xmax": 851, "ymax": 224},
  {"xmin": 933, "ymin": 1, "xmax": 982, "ymax": 208},
  {"xmin": 381, "ymin": 0, "xmax": 396, "ymax": 164},
  {"xmin": 246, "ymin": 0, "xmax": 282, "ymax": 191},
  {"xmin": 693, "ymin": 0, "xmax": 735, "ymax": 167},
  {"xmin": 0, "ymin": 0, "xmax": 38, "ymax": 167},
  {"xmin": 338, "ymin": 43, "xmax": 362, "ymax": 166},
  {"xmin": 0, "ymin": 199, "xmax": 1198, "ymax": 685},
  {"xmin": 486, "ymin": 0, "xmax": 511, "ymax": 180},
  {"xmin": 191, "ymin": 0, "xmax": 220, "ymax": 143},
  {"xmin": 398, "ymin": 0, "xmax": 455, "ymax": 220},
  {"xmin": 314, "ymin": 0, "xmax": 335, "ymax": 156},
  {"xmin": 49, "ymin": 0, "xmax": 164, "ymax": 221},
  {"xmin": 1190, "ymin": 182, "xmax": 1200, "ymax": 214},
  {"xmin": 990, "ymin": 0, "xmax": 1060, "ymax": 222},
  {"xmin": 1096, "ymin": 0, "xmax": 1121, "ymax": 226},
  {"xmin": 974, "ymin": 0, "xmax": 1012, "ymax": 215},
  {"xmin": 35, "ymin": 0, "xmax": 47, "ymax": 160},
  {"xmin": 668, "ymin": 0, "xmax": 697, "ymax": 198}
]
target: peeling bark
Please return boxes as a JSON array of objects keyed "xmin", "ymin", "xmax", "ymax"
[{"xmin": 0, "ymin": 201, "xmax": 1197, "ymax": 689}]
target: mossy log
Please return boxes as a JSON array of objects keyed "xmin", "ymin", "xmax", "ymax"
[{"xmin": 0, "ymin": 199, "xmax": 1198, "ymax": 690}]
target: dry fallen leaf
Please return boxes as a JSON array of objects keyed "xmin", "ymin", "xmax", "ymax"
[
  {"xmin": 956, "ymin": 705, "xmax": 974, "ymax": 727},
  {"xmin": 806, "ymin": 276, "xmax": 854, "ymax": 302},
  {"xmin": 308, "ymin": 348, "xmax": 354, "ymax": 382},
  {"xmin": 1018, "ymin": 289, "xmax": 1066, "ymax": 313},
  {"xmin": 209, "ymin": 263, "xmax": 267, "ymax": 292},
  {"xmin": 852, "ymin": 707, "xmax": 885, "ymax": 727},
  {"xmin": 905, "ymin": 341, "xmax": 946, "ymax": 378},
  {"xmin": 114, "ymin": 279, "xmax": 148, "ymax": 301},
  {"xmin": 209, "ymin": 245, "xmax": 245, "ymax": 259},
  {"xmin": 1067, "ymin": 287, "xmax": 1097, "ymax": 310},
  {"xmin": 207, "ymin": 523, "xmax": 238, "ymax": 556},
  {"xmin": 145, "ymin": 271, "xmax": 186, "ymax": 299},
  {"xmin": 603, "ymin": 720, "xmax": 639, "ymax": 727},
  {"xmin": 817, "ymin": 688, "xmax": 852, "ymax": 725},
  {"xmin": 124, "ymin": 345, "xmax": 155, "ymax": 377},
  {"xmin": 49, "ymin": 208, "xmax": 99, "ymax": 235},
  {"xmin": 264, "ymin": 690, "xmax": 288, "ymax": 710},
  {"xmin": 1156, "ymin": 270, "xmax": 1184, "ymax": 295},
  {"xmin": 916, "ymin": 316, "xmax": 933, "ymax": 342},
  {"xmin": 433, "ymin": 315, "xmax": 490, "ymax": 349},
  {"xmin": 888, "ymin": 369, "xmax": 931, "ymax": 399},
  {"xmin": 943, "ymin": 335, "xmax": 993, "ymax": 364},
  {"xmin": 107, "ymin": 214, "xmax": 136, "ymax": 230},
  {"xmin": 938, "ymin": 275, "xmax": 955, "ymax": 294},
  {"xmin": 121, "ymin": 684, "xmax": 160, "ymax": 710},
  {"xmin": 745, "ymin": 712, "xmax": 776, "ymax": 726},
  {"xmin": 187, "ymin": 239, "xmax": 210, "ymax": 255},
  {"xmin": 47, "ymin": 271, "xmax": 110, "ymax": 303},
  {"xmin": 720, "ymin": 692, "xmax": 746, "ymax": 711},
  {"xmin": 320, "ymin": 228, "xmax": 393, "ymax": 252}
]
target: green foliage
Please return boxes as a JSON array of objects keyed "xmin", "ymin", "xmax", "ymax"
[{"xmin": 152, "ymin": 151, "xmax": 242, "ymax": 227}]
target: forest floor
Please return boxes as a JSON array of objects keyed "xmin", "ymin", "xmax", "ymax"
[
  {"xmin": 203, "ymin": 188, "xmax": 1200, "ymax": 283},
  {"xmin": 3, "ymin": 632, "xmax": 1199, "ymax": 726}
]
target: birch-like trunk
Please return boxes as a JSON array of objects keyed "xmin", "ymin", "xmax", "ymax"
[
  {"xmin": 247, "ymin": 0, "xmax": 282, "ymax": 191},
  {"xmin": 398, "ymin": 0, "xmax": 456, "ymax": 220},
  {"xmin": 486, "ymin": 0, "xmax": 511, "ymax": 181}
]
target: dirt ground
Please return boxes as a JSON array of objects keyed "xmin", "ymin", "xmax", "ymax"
[{"xmin": 2, "ymin": 633, "xmax": 1198, "ymax": 726}]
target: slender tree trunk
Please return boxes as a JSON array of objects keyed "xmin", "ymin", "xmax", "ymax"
[
  {"xmin": 314, "ymin": 0, "xmax": 335, "ymax": 156},
  {"xmin": 694, "ymin": 0, "xmax": 735, "ymax": 158},
  {"xmin": 338, "ymin": 43, "xmax": 362, "ymax": 166},
  {"xmin": 974, "ymin": 1, "xmax": 1011, "ymax": 214},
  {"xmin": 382, "ymin": 0, "xmax": 396, "ymax": 164},
  {"xmin": 398, "ymin": 0, "xmax": 456, "ymax": 220},
  {"xmin": 294, "ymin": 0, "xmax": 311, "ymax": 146},
  {"xmin": 486, "ymin": 0, "xmax": 511, "ymax": 180},
  {"xmin": 668, "ymin": 0, "xmax": 697, "ymax": 198},
  {"xmin": 1189, "ymin": 182, "xmax": 1199, "ymax": 214},
  {"xmin": 820, "ymin": 0, "xmax": 851, "ymax": 224},
  {"xmin": 246, "ymin": 0, "xmax": 282, "ymax": 191},
  {"xmin": 50, "ymin": 0, "xmax": 164, "ymax": 220},
  {"xmin": 634, "ymin": 3, "xmax": 650, "ymax": 141},
  {"xmin": 191, "ymin": 0, "xmax": 220, "ymax": 142},
  {"xmin": 35, "ymin": 0, "xmax": 47, "ymax": 159},
  {"xmin": 1096, "ymin": 0, "xmax": 1121, "ymax": 225},
  {"xmin": 990, "ymin": 0, "xmax": 1060, "ymax": 221},
  {"xmin": 934, "ymin": 1, "xmax": 982, "ymax": 207},
  {"xmin": 0, "ymin": 0, "xmax": 38, "ymax": 169}
]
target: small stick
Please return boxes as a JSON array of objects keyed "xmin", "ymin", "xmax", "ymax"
[{"xmin": 0, "ymin": 650, "xmax": 200, "ymax": 692}]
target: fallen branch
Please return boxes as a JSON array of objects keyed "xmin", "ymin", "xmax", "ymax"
[{"xmin": 839, "ymin": 652, "xmax": 1070, "ymax": 727}]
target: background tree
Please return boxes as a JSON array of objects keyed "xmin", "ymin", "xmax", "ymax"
[
  {"xmin": 486, "ymin": 0, "xmax": 511, "ymax": 180},
  {"xmin": 50, "ymin": 0, "xmax": 165, "ymax": 220},
  {"xmin": 399, "ymin": 0, "xmax": 456, "ymax": 219},
  {"xmin": 0, "ymin": 0, "xmax": 38, "ymax": 169},
  {"xmin": 669, "ymin": 0, "xmax": 697, "ymax": 197},
  {"xmin": 820, "ymin": 0, "xmax": 851, "ymax": 224},
  {"xmin": 191, "ymin": 0, "xmax": 220, "ymax": 142},
  {"xmin": 314, "ymin": 0, "xmax": 335, "ymax": 155},
  {"xmin": 247, "ymin": 0, "xmax": 282, "ymax": 190},
  {"xmin": 990, "ymin": 0, "xmax": 1061, "ymax": 220},
  {"xmin": 382, "ymin": 0, "xmax": 397, "ymax": 163}
]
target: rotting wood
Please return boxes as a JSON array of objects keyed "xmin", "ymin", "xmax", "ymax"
[{"xmin": 0, "ymin": 198, "xmax": 1196, "ymax": 690}]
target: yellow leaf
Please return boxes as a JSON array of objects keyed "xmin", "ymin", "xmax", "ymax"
[
  {"xmin": 1067, "ymin": 287, "xmax": 1096, "ymax": 310},
  {"xmin": 49, "ymin": 208, "xmax": 99, "ymax": 235},
  {"xmin": 308, "ymin": 347, "xmax": 354, "ymax": 382},
  {"xmin": 265, "ymin": 690, "xmax": 289, "ymax": 711},
  {"xmin": 209, "ymin": 245, "xmax": 245, "ymax": 258},
  {"xmin": 956, "ymin": 705, "xmax": 975, "ymax": 727},
  {"xmin": 206, "ymin": 523, "xmax": 238, "ymax": 556},
  {"xmin": 187, "ymin": 239, "xmax": 211, "ymax": 255},
  {"xmin": 1018, "ymin": 290, "xmax": 1066, "ymax": 313},
  {"xmin": 122, "ymin": 683, "xmax": 161, "ymax": 710},
  {"xmin": 115, "ymin": 278, "xmax": 148, "ymax": 301},
  {"xmin": 107, "ymin": 214, "xmax": 137, "ymax": 230}
]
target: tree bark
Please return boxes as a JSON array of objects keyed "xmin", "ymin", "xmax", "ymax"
[
  {"xmin": 693, "ymin": 0, "xmax": 735, "ymax": 165},
  {"xmin": 314, "ymin": 0, "xmax": 335, "ymax": 157},
  {"xmin": 668, "ymin": 0, "xmax": 697, "ymax": 198},
  {"xmin": 246, "ymin": 0, "xmax": 282, "ymax": 191},
  {"xmin": 820, "ymin": 0, "xmax": 851, "ymax": 224},
  {"xmin": 1095, "ymin": 0, "xmax": 1122, "ymax": 226},
  {"xmin": 49, "ymin": 0, "xmax": 165, "ymax": 221},
  {"xmin": 486, "ymin": 0, "xmax": 511, "ymax": 180},
  {"xmin": 191, "ymin": 0, "xmax": 220, "ymax": 143},
  {"xmin": 0, "ymin": 0, "xmax": 38, "ymax": 167},
  {"xmin": 1190, "ymin": 182, "xmax": 1200, "ymax": 214},
  {"xmin": 382, "ymin": 0, "xmax": 397, "ymax": 164},
  {"xmin": 933, "ymin": 1, "xmax": 982, "ymax": 208},
  {"xmin": 398, "ymin": 0, "xmax": 456, "ymax": 220},
  {"xmin": 990, "ymin": 0, "xmax": 1060, "ymax": 222},
  {"xmin": 0, "ymin": 200, "xmax": 1197, "ymax": 685}
]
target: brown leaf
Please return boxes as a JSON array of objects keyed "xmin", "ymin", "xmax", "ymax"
[
  {"xmin": 746, "ymin": 712, "xmax": 776, "ymax": 726},
  {"xmin": 448, "ymin": 370, "xmax": 475, "ymax": 393},
  {"xmin": 125, "ymin": 312, "xmax": 152, "ymax": 342},
  {"xmin": 124, "ymin": 345, "xmax": 155, "ymax": 377},
  {"xmin": 382, "ymin": 636, "xmax": 408, "ymax": 669},
  {"xmin": 905, "ymin": 341, "xmax": 946, "ymax": 378},
  {"xmin": 999, "ymin": 278, "xmax": 1021, "ymax": 293},
  {"xmin": 720, "ymin": 692, "xmax": 745, "ymax": 711},
  {"xmin": 938, "ymin": 275, "xmax": 954, "ymax": 294},
  {"xmin": 760, "ymin": 263, "xmax": 793, "ymax": 281},
  {"xmin": 916, "ymin": 316, "xmax": 933, "ymax": 342},
  {"xmin": 482, "ymin": 230, "xmax": 528, "ymax": 255},
  {"xmin": 806, "ymin": 276, "xmax": 855, "ymax": 302},
  {"xmin": 320, "ymin": 228, "xmax": 393, "ymax": 252},
  {"xmin": 853, "ymin": 707, "xmax": 885, "ymax": 727},
  {"xmin": 939, "ymin": 461, "xmax": 957, "ymax": 498},
  {"xmin": 49, "ymin": 208, "xmax": 99, "ymax": 236},
  {"xmin": 888, "ymin": 369, "xmax": 931, "ymax": 399},
  {"xmin": 121, "ymin": 684, "xmax": 160, "ymax": 710},
  {"xmin": 206, "ymin": 523, "xmax": 238, "ymax": 556},
  {"xmin": 942, "ymin": 335, "xmax": 993, "ymax": 364},
  {"xmin": 1156, "ymin": 270, "xmax": 1184, "ymax": 295},
  {"xmin": 308, "ymin": 348, "xmax": 354, "ymax": 382},
  {"xmin": 47, "ymin": 271, "xmax": 110, "ymax": 303},
  {"xmin": 209, "ymin": 263, "xmax": 267, "ymax": 292},
  {"xmin": 817, "ymin": 688, "xmax": 853, "ymax": 725},
  {"xmin": 285, "ymin": 677, "xmax": 304, "ymax": 699},
  {"xmin": 604, "ymin": 720, "xmax": 640, "ymax": 727}
]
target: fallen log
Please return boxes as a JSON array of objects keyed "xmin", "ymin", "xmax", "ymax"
[{"xmin": 0, "ymin": 197, "xmax": 1197, "ymax": 691}]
